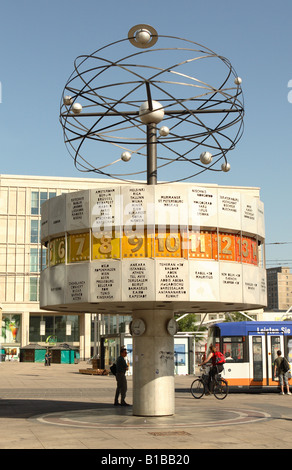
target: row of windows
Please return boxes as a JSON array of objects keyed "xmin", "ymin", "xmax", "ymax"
[
  {"xmin": 1, "ymin": 313, "xmax": 130, "ymax": 345},
  {"xmin": 31, "ymin": 191, "xmax": 57, "ymax": 244},
  {"xmin": 29, "ymin": 315, "xmax": 79, "ymax": 342},
  {"xmin": 1, "ymin": 314, "xmax": 80, "ymax": 345},
  {"xmin": 30, "ymin": 248, "xmax": 46, "ymax": 272},
  {"xmin": 30, "ymin": 191, "xmax": 44, "ymax": 297},
  {"xmin": 91, "ymin": 315, "xmax": 130, "ymax": 337},
  {"xmin": 31, "ymin": 191, "xmax": 56, "ymax": 215},
  {"xmin": 30, "ymin": 192, "xmax": 56, "ymax": 279}
]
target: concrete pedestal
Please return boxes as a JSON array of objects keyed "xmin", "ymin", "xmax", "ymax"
[{"xmin": 132, "ymin": 309, "xmax": 175, "ymax": 416}]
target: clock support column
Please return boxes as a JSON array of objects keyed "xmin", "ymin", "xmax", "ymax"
[{"xmin": 131, "ymin": 309, "xmax": 175, "ymax": 416}]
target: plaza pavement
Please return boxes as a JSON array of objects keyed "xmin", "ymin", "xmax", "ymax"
[{"xmin": 0, "ymin": 360, "xmax": 292, "ymax": 455}]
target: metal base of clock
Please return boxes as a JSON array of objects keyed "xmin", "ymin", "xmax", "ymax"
[{"xmin": 132, "ymin": 309, "xmax": 175, "ymax": 416}]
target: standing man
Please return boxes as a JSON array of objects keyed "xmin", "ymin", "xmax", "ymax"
[
  {"xmin": 45, "ymin": 349, "xmax": 51, "ymax": 366},
  {"xmin": 274, "ymin": 350, "xmax": 291, "ymax": 395},
  {"xmin": 114, "ymin": 347, "xmax": 130, "ymax": 406}
]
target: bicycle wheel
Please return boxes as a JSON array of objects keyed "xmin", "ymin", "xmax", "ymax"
[
  {"xmin": 190, "ymin": 379, "xmax": 205, "ymax": 399},
  {"xmin": 213, "ymin": 378, "xmax": 228, "ymax": 400}
]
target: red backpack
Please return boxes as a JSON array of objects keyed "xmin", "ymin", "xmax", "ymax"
[{"xmin": 214, "ymin": 351, "xmax": 226, "ymax": 364}]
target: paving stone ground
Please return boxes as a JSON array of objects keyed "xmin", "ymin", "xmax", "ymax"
[{"xmin": 0, "ymin": 360, "xmax": 291, "ymax": 458}]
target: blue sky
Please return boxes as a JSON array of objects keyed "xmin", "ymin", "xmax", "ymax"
[{"xmin": 0, "ymin": 0, "xmax": 291, "ymax": 269}]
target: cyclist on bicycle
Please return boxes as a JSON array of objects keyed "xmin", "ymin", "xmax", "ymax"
[{"xmin": 199, "ymin": 344, "xmax": 225, "ymax": 392}]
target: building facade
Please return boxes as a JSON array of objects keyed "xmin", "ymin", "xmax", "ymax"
[{"xmin": 266, "ymin": 267, "xmax": 292, "ymax": 311}]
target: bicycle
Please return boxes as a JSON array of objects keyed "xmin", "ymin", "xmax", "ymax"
[{"xmin": 190, "ymin": 365, "xmax": 229, "ymax": 400}]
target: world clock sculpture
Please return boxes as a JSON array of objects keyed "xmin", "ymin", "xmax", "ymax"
[{"xmin": 41, "ymin": 25, "xmax": 266, "ymax": 416}]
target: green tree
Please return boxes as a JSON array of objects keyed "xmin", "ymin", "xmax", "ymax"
[{"xmin": 175, "ymin": 314, "xmax": 207, "ymax": 338}]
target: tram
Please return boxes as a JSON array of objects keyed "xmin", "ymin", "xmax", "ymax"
[{"xmin": 207, "ymin": 321, "xmax": 292, "ymax": 390}]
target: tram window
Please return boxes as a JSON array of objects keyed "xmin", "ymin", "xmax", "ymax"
[
  {"xmin": 222, "ymin": 336, "xmax": 244, "ymax": 363},
  {"xmin": 271, "ymin": 336, "xmax": 281, "ymax": 359},
  {"xmin": 271, "ymin": 336, "xmax": 281, "ymax": 381},
  {"xmin": 286, "ymin": 337, "xmax": 292, "ymax": 363},
  {"xmin": 252, "ymin": 336, "xmax": 263, "ymax": 381}
]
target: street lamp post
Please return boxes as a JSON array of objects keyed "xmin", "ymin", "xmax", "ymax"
[{"xmin": 146, "ymin": 123, "xmax": 157, "ymax": 185}]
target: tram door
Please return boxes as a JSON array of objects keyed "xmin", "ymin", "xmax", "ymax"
[
  {"xmin": 249, "ymin": 336, "xmax": 265, "ymax": 385},
  {"xmin": 249, "ymin": 334, "xmax": 283, "ymax": 386}
]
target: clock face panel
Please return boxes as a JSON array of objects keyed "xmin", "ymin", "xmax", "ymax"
[
  {"xmin": 130, "ymin": 319, "xmax": 146, "ymax": 336},
  {"xmin": 167, "ymin": 318, "xmax": 178, "ymax": 336}
]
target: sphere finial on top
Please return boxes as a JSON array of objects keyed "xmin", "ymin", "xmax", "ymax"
[{"xmin": 128, "ymin": 24, "xmax": 158, "ymax": 48}]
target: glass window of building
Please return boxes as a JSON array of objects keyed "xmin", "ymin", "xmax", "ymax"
[
  {"xmin": 55, "ymin": 316, "xmax": 67, "ymax": 342},
  {"xmin": 31, "ymin": 220, "xmax": 39, "ymax": 243},
  {"xmin": 29, "ymin": 315, "xmax": 42, "ymax": 342},
  {"xmin": 29, "ymin": 314, "xmax": 80, "ymax": 343},
  {"xmin": 31, "ymin": 192, "xmax": 39, "ymax": 215},
  {"xmin": 31, "ymin": 190, "xmax": 56, "ymax": 216},
  {"xmin": 30, "ymin": 248, "xmax": 39, "ymax": 272},
  {"xmin": 30, "ymin": 248, "xmax": 47, "ymax": 272},
  {"xmin": 91, "ymin": 314, "xmax": 130, "ymax": 339},
  {"xmin": 119, "ymin": 315, "xmax": 131, "ymax": 333},
  {"xmin": 111, "ymin": 316, "xmax": 117, "ymax": 334},
  {"xmin": 67, "ymin": 315, "xmax": 79, "ymax": 342},
  {"xmin": 43, "ymin": 316, "xmax": 54, "ymax": 338},
  {"xmin": 41, "ymin": 247, "xmax": 47, "ymax": 270},
  {"xmin": 40, "ymin": 192, "xmax": 48, "ymax": 207},
  {"xmin": 29, "ymin": 277, "xmax": 39, "ymax": 301}
]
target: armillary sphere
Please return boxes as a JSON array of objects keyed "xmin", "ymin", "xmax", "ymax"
[{"xmin": 60, "ymin": 24, "xmax": 244, "ymax": 184}]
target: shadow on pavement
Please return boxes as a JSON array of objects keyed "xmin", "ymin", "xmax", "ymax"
[{"xmin": 0, "ymin": 399, "xmax": 113, "ymax": 419}]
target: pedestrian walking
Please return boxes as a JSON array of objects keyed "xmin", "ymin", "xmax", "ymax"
[{"xmin": 274, "ymin": 350, "xmax": 291, "ymax": 395}]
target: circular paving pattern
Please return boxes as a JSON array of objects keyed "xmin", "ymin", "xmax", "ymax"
[{"xmin": 32, "ymin": 406, "xmax": 271, "ymax": 429}]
